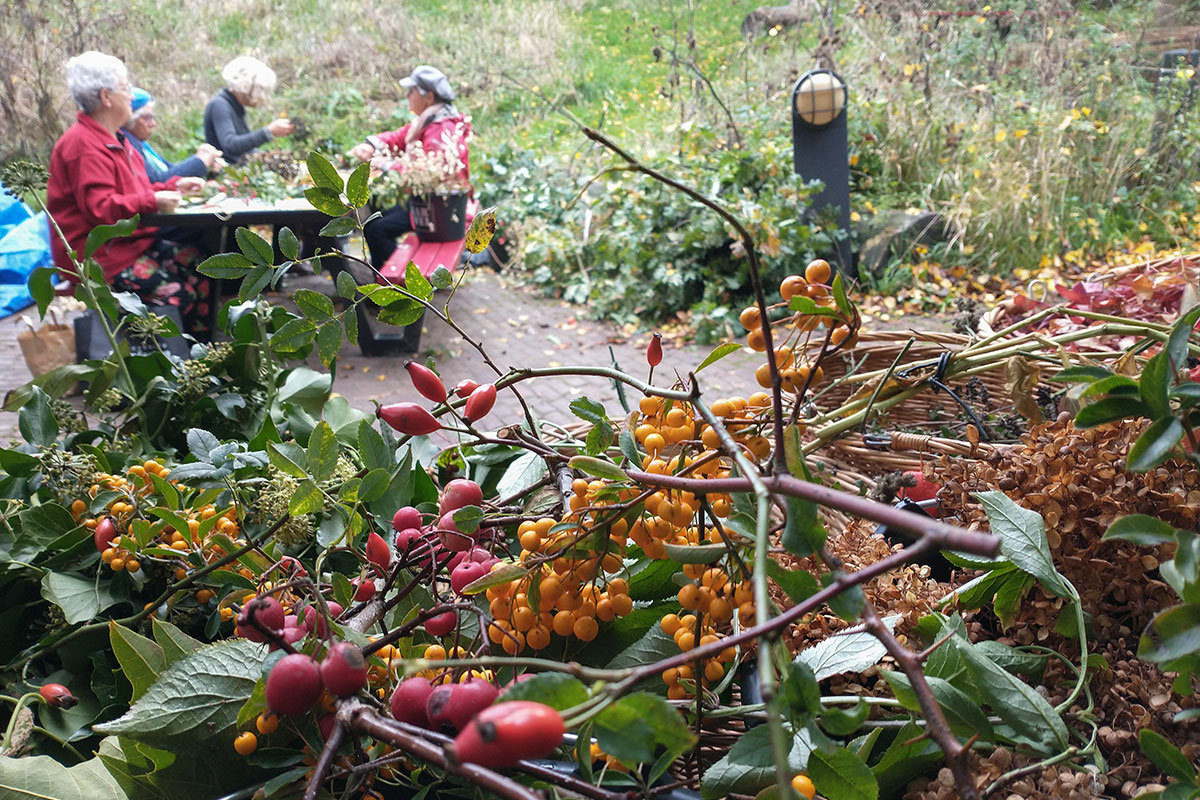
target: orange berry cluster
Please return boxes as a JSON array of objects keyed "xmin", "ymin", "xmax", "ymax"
[
  {"xmin": 410, "ymin": 643, "xmax": 495, "ymax": 684},
  {"xmin": 740, "ymin": 258, "xmax": 857, "ymax": 395},
  {"xmin": 658, "ymin": 563, "xmax": 751, "ymax": 698}
]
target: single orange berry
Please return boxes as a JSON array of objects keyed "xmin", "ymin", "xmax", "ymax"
[{"xmin": 234, "ymin": 731, "xmax": 258, "ymax": 756}]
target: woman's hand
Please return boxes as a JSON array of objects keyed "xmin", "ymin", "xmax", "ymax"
[
  {"xmin": 267, "ymin": 118, "xmax": 294, "ymax": 137},
  {"xmin": 349, "ymin": 142, "xmax": 375, "ymax": 162},
  {"xmin": 155, "ymin": 190, "xmax": 183, "ymax": 213},
  {"xmin": 196, "ymin": 143, "xmax": 223, "ymax": 170},
  {"xmin": 176, "ymin": 177, "xmax": 205, "ymax": 196}
]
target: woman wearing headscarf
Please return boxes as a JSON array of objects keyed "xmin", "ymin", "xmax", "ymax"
[
  {"xmin": 46, "ymin": 50, "xmax": 211, "ymax": 336},
  {"xmin": 122, "ymin": 88, "xmax": 224, "ymax": 183},
  {"xmin": 203, "ymin": 56, "xmax": 293, "ymax": 164},
  {"xmin": 349, "ymin": 65, "xmax": 472, "ymax": 267}
]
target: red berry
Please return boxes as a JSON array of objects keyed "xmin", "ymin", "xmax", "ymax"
[
  {"xmin": 425, "ymin": 610, "xmax": 457, "ymax": 637},
  {"xmin": 446, "ymin": 679, "xmax": 500, "ymax": 731},
  {"xmin": 377, "ymin": 402, "xmax": 441, "ymax": 436},
  {"xmin": 647, "ymin": 332, "xmax": 663, "ymax": 367},
  {"xmin": 450, "ymin": 561, "xmax": 488, "ymax": 594},
  {"xmin": 405, "ymin": 361, "xmax": 448, "ymax": 403},
  {"xmin": 94, "ymin": 517, "xmax": 117, "ymax": 553},
  {"xmin": 452, "ymin": 701, "xmax": 564, "ymax": 768},
  {"xmin": 439, "ymin": 479, "xmax": 483, "ymax": 515},
  {"xmin": 438, "ymin": 511, "xmax": 475, "ymax": 552},
  {"xmin": 353, "ymin": 579, "xmax": 376, "ymax": 602},
  {"xmin": 236, "ymin": 596, "xmax": 286, "ymax": 643},
  {"xmin": 366, "ymin": 531, "xmax": 391, "ymax": 570},
  {"xmin": 265, "ymin": 654, "xmax": 324, "ymax": 716},
  {"xmin": 1190, "ymin": 365, "xmax": 1200, "ymax": 383},
  {"xmin": 302, "ymin": 602, "xmax": 344, "ymax": 637},
  {"xmin": 317, "ymin": 713, "xmax": 337, "ymax": 741},
  {"xmin": 320, "ymin": 642, "xmax": 368, "ymax": 697},
  {"xmin": 392, "ymin": 506, "xmax": 422, "ymax": 531},
  {"xmin": 39, "ymin": 683, "xmax": 78, "ymax": 709},
  {"xmin": 463, "ymin": 383, "xmax": 497, "ymax": 423},
  {"xmin": 391, "ymin": 677, "xmax": 435, "ymax": 727},
  {"xmin": 453, "ymin": 379, "xmax": 480, "ymax": 398},
  {"xmin": 426, "ymin": 684, "xmax": 457, "ymax": 730}
]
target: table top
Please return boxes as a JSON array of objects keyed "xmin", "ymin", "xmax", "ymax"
[{"xmin": 143, "ymin": 195, "xmax": 338, "ymax": 227}]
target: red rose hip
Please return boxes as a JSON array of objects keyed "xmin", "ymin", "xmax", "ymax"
[
  {"xmin": 452, "ymin": 701, "xmax": 565, "ymax": 768},
  {"xmin": 320, "ymin": 642, "xmax": 369, "ymax": 697}
]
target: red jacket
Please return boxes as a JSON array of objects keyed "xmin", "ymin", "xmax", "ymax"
[
  {"xmin": 47, "ymin": 112, "xmax": 177, "ymax": 281},
  {"xmin": 367, "ymin": 113, "xmax": 472, "ymax": 186}
]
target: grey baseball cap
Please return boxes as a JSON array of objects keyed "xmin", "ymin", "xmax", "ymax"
[{"xmin": 398, "ymin": 65, "xmax": 455, "ymax": 103}]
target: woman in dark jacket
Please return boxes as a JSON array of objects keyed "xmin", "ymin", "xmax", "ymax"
[
  {"xmin": 123, "ymin": 88, "xmax": 224, "ymax": 183},
  {"xmin": 203, "ymin": 56, "xmax": 293, "ymax": 163}
]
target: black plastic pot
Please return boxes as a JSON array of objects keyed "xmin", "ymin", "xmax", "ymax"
[{"xmin": 408, "ymin": 192, "xmax": 468, "ymax": 242}]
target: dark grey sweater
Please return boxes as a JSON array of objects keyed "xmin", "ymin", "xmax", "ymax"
[{"xmin": 203, "ymin": 88, "xmax": 272, "ymax": 164}]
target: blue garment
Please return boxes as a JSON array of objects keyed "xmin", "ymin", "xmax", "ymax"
[
  {"xmin": 121, "ymin": 131, "xmax": 208, "ymax": 184},
  {"xmin": 0, "ymin": 186, "xmax": 51, "ymax": 318}
]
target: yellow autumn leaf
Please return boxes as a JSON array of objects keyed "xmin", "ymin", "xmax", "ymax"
[{"xmin": 463, "ymin": 206, "xmax": 498, "ymax": 254}]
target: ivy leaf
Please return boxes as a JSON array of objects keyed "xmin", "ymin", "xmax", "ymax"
[
  {"xmin": 235, "ymin": 227, "xmax": 274, "ymax": 266},
  {"xmin": 94, "ymin": 639, "xmax": 266, "ymax": 741},
  {"xmin": 29, "ymin": 265, "xmax": 57, "ymax": 317},
  {"xmin": 498, "ymin": 673, "xmax": 588, "ymax": 710},
  {"xmin": 808, "ymin": 747, "xmax": 879, "ymax": 800},
  {"xmin": 19, "ymin": 387, "xmax": 58, "ymax": 447},
  {"xmin": 976, "ymin": 491, "xmax": 1069, "ymax": 598},
  {"xmin": 110, "ymin": 622, "xmax": 166, "ymax": 701},
  {"xmin": 593, "ymin": 692, "xmax": 695, "ymax": 767}
]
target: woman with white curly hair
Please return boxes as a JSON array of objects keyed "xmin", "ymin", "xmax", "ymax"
[
  {"xmin": 203, "ymin": 55, "xmax": 293, "ymax": 163},
  {"xmin": 46, "ymin": 50, "xmax": 211, "ymax": 336}
]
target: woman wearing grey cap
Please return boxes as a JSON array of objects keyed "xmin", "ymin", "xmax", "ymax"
[{"xmin": 349, "ymin": 65, "xmax": 472, "ymax": 267}]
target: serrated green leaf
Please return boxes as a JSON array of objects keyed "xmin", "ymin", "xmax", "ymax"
[
  {"xmin": 306, "ymin": 421, "xmax": 339, "ymax": 481},
  {"xmin": 343, "ymin": 304, "xmax": 359, "ymax": 345},
  {"xmin": 278, "ymin": 226, "xmax": 300, "ymax": 260},
  {"xmin": 594, "ymin": 692, "xmax": 695, "ymax": 766},
  {"xmin": 151, "ymin": 619, "xmax": 201, "ymax": 666},
  {"xmin": 696, "ymin": 342, "xmax": 743, "ymax": 373},
  {"xmin": 270, "ymin": 317, "xmax": 317, "ymax": 353},
  {"xmin": 316, "ymin": 322, "xmax": 342, "ymax": 367},
  {"xmin": 267, "ymin": 441, "xmax": 308, "ymax": 479},
  {"xmin": 405, "ymin": 261, "xmax": 433, "ymax": 302},
  {"xmin": 306, "ymin": 152, "xmax": 343, "ymax": 192},
  {"xmin": 294, "ymin": 288, "xmax": 336, "ymax": 321},
  {"xmin": 237, "ymin": 263, "xmax": 273, "ymax": 301},
  {"xmin": 319, "ymin": 216, "xmax": 356, "ymax": 238},
  {"xmin": 498, "ymin": 673, "xmax": 589, "ymax": 710},
  {"xmin": 976, "ymin": 491, "xmax": 1069, "ymax": 598},
  {"xmin": 346, "ymin": 163, "xmax": 371, "ymax": 207},
  {"xmin": 94, "ymin": 639, "xmax": 266, "ymax": 741},
  {"xmin": 700, "ymin": 724, "xmax": 812, "ymax": 799},
  {"xmin": 358, "ymin": 421, "xmax": 391, "ymax": 472},
  {"xmin": 809, "ymin": 747, "xmax": 879, "ymax": 800},
  {"xmin": 429, "ymin": 266, "xmax": 454, "ymax": 289},
  {"xmin": 335, "ymin": 270, "xmax": 357, "ymax": 299},
  {"xmin": 304, "ymin": 186, "xmax": 350, "ymax": 217},
  {"xmin": 235, "ymin": 227, "xmax": 274, "ymax": 266},
  {"xmin": 289, "ymin": 480, "xmax": 323, "ymax": 516},
  {"xmin": 377, "ymin": 298, "xmax": 424, "ymax": 326},
  {"xmin": 570, "ymin": 397, "xmax": 608, "ymax": 427}
]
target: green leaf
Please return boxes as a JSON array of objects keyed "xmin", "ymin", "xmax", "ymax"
[
  {"xmin": 460, "ymin": 560, "xmax": 529, "ymax": 595},
  {"xmin": 700, "ymin": 724, "xmax": 813, "ymax": 799},
  {"xmin": 870, "ymin": 720, "xmax": 942, "ymax": 795},
  {"xmin": 29, "ymin": 265, "xmax": 57, "ymax": 317},
  {"xmin": 270, "ymin": 318, "xmax": 318, "ymax": 353},
  {"xmin": 306, "ymin": 152, "xmax": 344, "ymax": 192},
  {"xmin": 1139, "ymin": 729, "xmax": 1197, "ymax": 782},
  {"xmin": 19, "ymin": 387, "xmax": 58, "ymax": 446},
  {"xmin": 1081, "ymin": 374, "xmax": 1140, "ymax": 397},
  {"xmin": 41, "ymin": 571, "xmax": 118, "ymax": 624},
  {"xmin": 335, "ymin": 270, "xmax": 358, "ymax": 300},
  {"xmin": 358, "ymin": 421, "xmax": 391, "ymax": 472},
  {"xmin": 0, "ymin": 753, "xmax": 128, "ymax": 800},
  {"xmin": 568, "ymin": 455, "xmax": 626, "ymax": 481},
  {"xmin": 952, "ymin": 633, "xmax": 1069, "ymax": 753},
  {"xmin": 767, "ymin": 560, "xmax": 818, "ymax": 605},
  {"xmin": 570, "ymin": 397, "xmax": 609, "ymax": 427},
  {"xmin": 619, "ymin": 428, "xmax": 642, "ymax": 466},
  {"xmin": 780, "ymin": 659, "xmax": 822, "ymax": 721},
  {"xmin": 821, "ymin": 699, "xmax": 871, "ymax": 736},
  {"xmin": 498, "ymin": 673, "xmax": 589, "ymax": 710},
  {"xmin": 238, "ymin": 263, "xmax": 273, "ymax": 300},
  {"xmin": 306, "ymin": 421, "xmax": 339, "ymax": 481},
  {"xmin": 1051, "ymin": 365, "xmax": 1114, "ymax": 383},
  {"xmin": 17, "ymin": 502, "xmax": 78, "ymax": 552},
  {"xmin": 278, "ymin": 226, "xmax": 300, "ymax": 260},
  {"xmin": 358, "ymin": 469, "xmax": 391, "ymax": 503},
  {"xmin": 151, "ymin": 619, "xmax": 201, "ymax": 666},
  {"xmin": 1103, "ymin": 514, "xmax": 1180, "ymax": 545},
  {"xmin": 357, "ymin": 283, "xmax": 408, "ymax": 306},
  {"xmin": 289, "ymin": 480, "xmax": 324, "ymax": 516},
  {"xmin": 268, "ymin": 441, "xmax": 308, "ymax": 479},
  {"xmin": 235, "ymin": 227, "xmax": 274, "ymax": 266},
  {"xmin": 429, "ymin": 266, "xmax": 454, "ymax": 290},
  {"xmin": 304, "ymin": 186, "xmax": 350, "ymax": 217},
  {"xmin": 809, "ymin": 747, "xmax": 878, "ymax": 800},
  {"xmin": 343, "ymin": 304, "xmax": 359, "ymax": 345},
  {"xmin": 319, "ymin": 216, "xmax": 356, "ymax": 238},
  {"xmin": 316, "ymin": 322, "xmax": 342, "ymax": 367},
  {"xmin": 405, "ymin": 261, "xmax": 434, "ymax": 302},
  {"xmin": 604, "ymin": 621, "xmax": 678, "ymax": 670},
  {"xmin": 696, "ymin": 342, "xmax": 742, "ymax": 373},
  {"xmin": 993, "ymin": 572, "xmax": 1034, "ymax": 628},
  {"xmin": 345, "ymin": 163, "xmax": 371, "ymax": 208},
  {"xmin": 662, "ymin": 542, "xmax": 727, "ymax": 564},
  {"xmin": 294, "ymin": 288, "xmax": 336, "ymax": 321},
  {"xmin": 110, "ymin": 621, "xmax": 166, "ymax": 701},
  {"xmin": 1166, "ymin": 303, "xmax": 1200, "ymax": 373},
  {"xmin": 1074, "ymin": 395, "xmax": 1152, "ymax": 427},
  {"xmin": 85, "ymin": 216, "xmax": 139, "ymax": 259},
  {"xmin": 782, "ymin": 495, "xmax": 827, "ymax": 557},
  {"xmin": 452, "ymin": 505, "xmax": 484, "ymax": 535},
  {"xmin": 593, "ymin": 692, "xmax": 695, "ymax": 766},
  {"xmin": 1127, "ymin": 417, "xmax": 1185, "ymax": 471},
  {"xmin": 831, "ymin": 272, "xmax": 851, "ymax": 315},
  {"xmin": 883, "ymin": 672, "xmax": 994, "ymax": 742},
  {"xmin": 94, "ymin": 639, "xmax": 266, "ymax": 741},
  {"xmin": 823, "ymin": 572, "xmax": 865, "ymax": 621},
  {"xmin": 1138, "ymin": 603, "xmax": 1200, "ymax": 672},
  {"xmin": 1140, "ymin": 351, "xmax": 1172, "ymax": 418},
  {"xmin": 795, "ymin": 624, "xmax": 889, "ymax": 681},
  {"xmin": 377, "ymin": 298, "xmax": 424, "ymax": 326},
  {"xmin": 789, "ymin": 295, "xmax": 841, "ymax": 316},
  {"xmin": 976, "ymin": 491, "xmax": 1069, "ymax": 598}
]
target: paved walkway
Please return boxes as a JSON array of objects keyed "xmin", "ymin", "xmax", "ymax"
[{"xmin": 0, "ymin": 267, "xmax": 768, "ymax": 441}]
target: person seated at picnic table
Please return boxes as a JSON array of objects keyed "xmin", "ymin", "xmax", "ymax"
[
  {"xmin": 349, "ymin": 65, "xmax": 472, "ymax": 268},
  {"xmin": 47, "ymin": 50, "xmax": 212, "ymax": 337},
  {"xmin": 203, "ymin": 56, "xmax": 293, "ymax": 164},
  {"xmin": 122, "ymin": 88, "xmax": 225, "ymax": 183}
]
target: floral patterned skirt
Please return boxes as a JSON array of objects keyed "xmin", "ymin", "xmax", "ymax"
[{"xmin": 113, "ymin": 238, "xmax": 211, "ymax": 337}]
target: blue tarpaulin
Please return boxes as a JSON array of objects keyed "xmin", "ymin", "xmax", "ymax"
[{"xmin": 0, "ymin": 186, "xmax": 51, "ymax": 318}]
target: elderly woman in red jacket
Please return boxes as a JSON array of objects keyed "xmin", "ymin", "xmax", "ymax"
[
  {"xmin": 349, "ymin": 66, "xmax": 472, "ymax": 268},
  {"xmin": 47, "ymin": 50, "xmax": 210, "ymax": 335}
]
